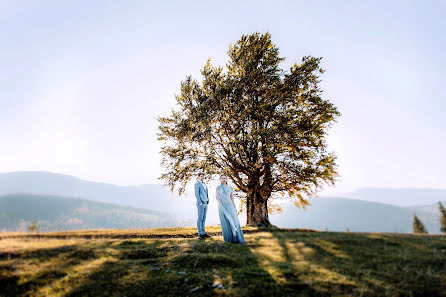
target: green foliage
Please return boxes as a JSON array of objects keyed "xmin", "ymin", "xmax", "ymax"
[
  {"xmin": 439, "ymin": 201, "xmax": 446, "ymax": 233},
  {"xmin": 27, "ymin": 219, "xmax": 39, "ymax": 233},
  {"xmin": 412, "ymin": 214, "xmax": 428, "ymax": 234},
  {"xmin": 157, "ymin": 32, "xmax": 341, "ymax": 224}
]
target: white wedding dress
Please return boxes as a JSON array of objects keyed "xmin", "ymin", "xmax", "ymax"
[{"xmin": 215, "ymin": 184, "xmax": 246, "ymax": 244}]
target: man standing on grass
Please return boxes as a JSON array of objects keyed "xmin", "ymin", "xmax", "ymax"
[{"xmin": 195, "ymin": 172, "xmax": 210, "ymax": 239}]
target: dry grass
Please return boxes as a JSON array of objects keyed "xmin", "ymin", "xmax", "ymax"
[
  {"xmin": 0, "ymin": 227, "xmax": 445, "ymax": 296},
  {"xmin": 0, "ymin": 226, "xmax": 263, "ymax": 240}
]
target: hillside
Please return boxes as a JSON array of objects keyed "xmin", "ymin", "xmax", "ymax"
[
  {"xmin": 270, "ymin": 197, "xmax": 441, "ymax": 234},
  {"xmin": 0, "ymin": 227, "xmax": 444, "ymax": 296},
  {"xmin": 0, "ymin": 194, "xmax": 188, "ymax": 232},
  {"xmin": 0, "ymin": 171, "xmax": 196, "ymax": 219},
  {"xmin": 405, "ymin": 200, "xmax": 446, "ymax": 214},
  {"xmin": 1, "ymin": 171, "xmax": 445, "ymax": 233},
  {"xmin": 345, "ymin": 187, "xmax": 446, "ymax": 206}
]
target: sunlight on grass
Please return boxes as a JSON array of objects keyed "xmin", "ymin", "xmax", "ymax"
[
  {"xmin": 36, "ymin": 256, "xmax": 115, "ymax": 296},
  {"xmin": 248, "ymin": 234, "xmax": 287, "ymax": 284},
  {"xmin": 1, "ymin": 228, "xmax": 444, "ymax": 296},
  {"xmin": 0, "ymin": 238, "xmax": 83, "ymax": 252},
  {"xmin": 311, "ymin": 238, "xmax": 351, "ymax": 259}
]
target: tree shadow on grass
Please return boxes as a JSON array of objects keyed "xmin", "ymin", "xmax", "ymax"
[
  {"xmin": 110, "ymin": 238, "xmax": 323, "ymax": 297},
  {"xmin": 0, "ymin": 244, "xmax": 103, "ymax": 297},
  {"xmin": 3, "ymin": 233, "xmax": 443, "ymax": 297},
  {"xmin": 57, "ymin": 237, "xmax": 323, "ymax": 297},
  {"xmin": 1, "ymin": 267, "xmax": 69, "ymax": 297},
  {"xmin": 0, "ymin": 235, "xmax": 353, "ymax": 296},
  {"xmin": 270, "ymin": 230, "xmax": 446, "ymax": 297},
  {"xmin": 1, "ymin": 240, "xmax": 180, "ymax": 297},
  {"xmin": 269, "ymin": 231, "xmax": 360, "ymax": 295}
]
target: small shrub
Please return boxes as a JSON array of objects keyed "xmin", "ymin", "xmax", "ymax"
[{"xmin": 27, "ymin": 220, "xmax": 39, "ymax": 233}]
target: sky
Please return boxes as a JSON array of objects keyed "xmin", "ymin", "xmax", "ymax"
[{"xmin": 0, "ymin": 0, "xmax": 445, "ymax": 196}]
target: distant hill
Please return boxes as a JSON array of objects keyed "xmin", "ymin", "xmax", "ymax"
[
  {"xmin": 343, "ymin": 187, "xmax": 446, "ymax": 206},
  {"xmin": 0, "ymin": 171, "xmax": 196, "ymax": 220},
  {"xmin": 0, "ymin": 194, "xmax": 192, "ymax": 232},
  {"xmin": 404, "ymin": 201, "xmax": 446, "ymax": 213},
  {"xmin": 1, "ymin": 171, "xmax": 444, "ymax": 233},
  {"xmin": 269, "ymin": 197, "xmax": 442, "ymax": 234}
]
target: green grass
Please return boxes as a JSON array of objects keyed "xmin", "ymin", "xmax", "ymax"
[{"xmin": 0, "ymin": 226, "xmax": 445, "ymax": 296}]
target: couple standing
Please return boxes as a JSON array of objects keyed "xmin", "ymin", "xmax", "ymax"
[{"xmin": 194, "ymin": 172, "xmax": 246, "ymax": 244}]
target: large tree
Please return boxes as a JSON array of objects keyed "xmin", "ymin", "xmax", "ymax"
[{"xmin": 157, "ymin": 32, "xmax": 341, "ymax": 226}]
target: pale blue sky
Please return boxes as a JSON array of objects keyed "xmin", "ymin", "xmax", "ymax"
[{"xmin": 0, "ymin": 0, "xmax": 445, "ymax": 195}]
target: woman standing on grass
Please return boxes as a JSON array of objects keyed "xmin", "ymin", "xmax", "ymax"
[{"xmin": 216, "ymin": 174, "xmax": 246, "ymax": 244}]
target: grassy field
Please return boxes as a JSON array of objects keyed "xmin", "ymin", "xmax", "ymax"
[{"xmin": 0, "ymin": 226, "xmax": 445, "ymax": 297}]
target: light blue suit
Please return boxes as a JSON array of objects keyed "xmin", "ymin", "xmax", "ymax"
[{"xmin": 195, "ymin": 181, "xmax": 209, "ymax": 236}]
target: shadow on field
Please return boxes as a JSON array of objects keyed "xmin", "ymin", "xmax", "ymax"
[
  {"xmin": 1, "ymin": 231, "xmax": 445, "ymax": 297},
  {"xmin": 269, "ymin": 231, "xmax": 446, "ymax": 297},
  {"xmin": 0, "ymin": 244, "xmax": 100, "ymax": 296},
  {"xmin": 61, "ymin": 238, "xmax": 322, "ymax": 297}
]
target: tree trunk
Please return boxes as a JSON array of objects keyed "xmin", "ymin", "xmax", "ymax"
[{"xmin": 246, "ymin": 190, "xmax": 271, "ymax": 227}]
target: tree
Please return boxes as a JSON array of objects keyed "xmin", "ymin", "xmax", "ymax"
[
  {"xmin": 439, "ymin": 201, "xmax": 446, "ymax": 233},
  {"xmin": 412, "ymin": 214, "xmax": 428, "ymax": 234},
  {"xmin": 157, "ymin": 32, "xmax": 341, "ymax": 226},
  {"xmin": 28, "ymin": 219, "xmax": 39, "ymax": 233}
]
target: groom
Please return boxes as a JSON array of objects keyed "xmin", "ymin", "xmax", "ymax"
[{"xmin": 195, "ymin": 172, "xmax": 210, "ymax": 239}]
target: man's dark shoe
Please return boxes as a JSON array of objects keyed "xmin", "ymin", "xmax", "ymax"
[
  {"xmin": 202, "ymin": 234, "xmax": 211, "ymax": 238},
  {"xmin": 198, "ymin": 234, "xmax": 206, "ymax": 239}
]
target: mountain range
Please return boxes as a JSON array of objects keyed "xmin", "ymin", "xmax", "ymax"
[
  {"xmin": 0, "ymin": 171, "xmax": 196, "ymax": 219},
  {"xmin": 0, "ymin": 194, "xmax": 186, "ymax": 232},
  {"xmin": 343, "ymin": 187, "xmax": 446, "ymax": 206},
  {"xmin": 269, "ymin": 198, "xmax": 443, "ymax": 233},
  {"xmin": 0, "ymin": 171, "xmax": 444, "ymax": 233}
]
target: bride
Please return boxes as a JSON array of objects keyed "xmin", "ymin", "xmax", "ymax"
[{"xmin": 216, "ymin": 174, "xmax": 246, "ymax": 244}]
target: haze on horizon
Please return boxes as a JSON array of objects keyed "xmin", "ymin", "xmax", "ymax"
[{"xmin": 1, "ymin": 1, "xmax": 445, "ymax": 196}]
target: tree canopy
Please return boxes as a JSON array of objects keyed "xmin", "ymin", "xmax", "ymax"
[{"xmin": 157, "ymin": 32, "xmax": 341, "ymax": 226}]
